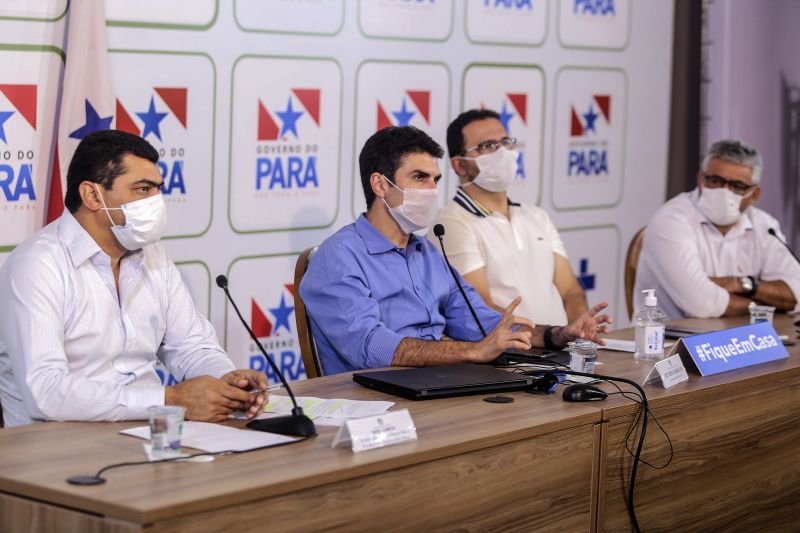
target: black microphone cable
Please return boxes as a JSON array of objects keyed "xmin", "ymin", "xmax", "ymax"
[
  {"xmin": 433, "ymin": 224, "xmax": 487, "ymax": 337},
  {"xmin": 535, "ymin": 369, "xmax": 667, "ymax": 533},
  {"xmin": 67, "ymin": 435, "xmax": 313, "ymax": 486},
  {"xmin": 768, "ymin": 227, "xmax": 800, "ymax": 265}
]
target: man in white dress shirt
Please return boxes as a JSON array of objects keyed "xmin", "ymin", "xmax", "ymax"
[
  {"xmin": 635, "ymin": 139, "xmax": 800, "ymax": 320},
  {"xmin": 0, "ymin": 130, "xmax": 265, "ymax": 427},
  {"xmin": 428, "ymin": 109, "xmax": 589, "ymax": 326}
]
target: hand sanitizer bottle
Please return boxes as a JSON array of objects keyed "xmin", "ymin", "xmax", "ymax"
[{"xmin": 634, "ymin": 289, "xmax": 666, "ymax": 360}]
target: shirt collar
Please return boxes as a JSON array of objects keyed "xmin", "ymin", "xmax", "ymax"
[
  {"xmin": 355, "ymin": 214, "xmax": 423, "ymax": 254},
  {"xmin": 453, "ymin": 186, "xmax": 519, "ymax": 218},
  {"xmin": 59, "ymin": 210, "xmax": 104, "ymax": 267},
  {"xmin": 58, "ymin": 210, "xmax": 145, "ymax": 268}
]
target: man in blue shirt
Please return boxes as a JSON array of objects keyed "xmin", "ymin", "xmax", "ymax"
[{"xmin": 300, "ymin": 126, "xmax": 611, "ymax": 374}]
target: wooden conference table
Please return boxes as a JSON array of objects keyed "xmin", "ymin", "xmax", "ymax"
[{"xmin": 0, "ymin": 316, "xmax": 797, "ymax": 532}]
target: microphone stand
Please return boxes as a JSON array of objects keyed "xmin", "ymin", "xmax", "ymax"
[
  {"xmin": 217, "ymin": 275, "xmax": 316, "ymax": 437},
  {"xmin": 768, "ymin": 228, "xmax": 800, "ymax": 265}
]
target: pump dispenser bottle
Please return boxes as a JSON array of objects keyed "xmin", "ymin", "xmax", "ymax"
[{"xmin": 634, "ymin": 289, "xmax": 666, "ymax": 360}]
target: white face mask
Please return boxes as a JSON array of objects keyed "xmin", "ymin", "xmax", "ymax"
[
  {"xmin": 696, "ymin": 186, "xmax": 752, "ymax": 226},
  {"xmin": 381, "ymin": 175, "xmax": 439, "ymax": 234},
  {"xmin": 461, "ymin": 147, "xmax": 518, "ymax": 193},
  {"xmin": 95, "ymin": 184, "xmax": 168, "ymax": 250}
]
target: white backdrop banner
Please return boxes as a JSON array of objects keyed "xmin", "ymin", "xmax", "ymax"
[{"xmin": 0, "ymin": 0, "xmax": 675, "ymax": 382}]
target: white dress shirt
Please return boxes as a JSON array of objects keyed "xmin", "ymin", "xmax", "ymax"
[
  {"xmin": 0, "ymin": 211, "xmax": 234, "ymax": 427},
  {"xmin": 427, "ymin": 188, "xmax": 570, "ymax": 326},
  {"xmin": 634, "ymin": 189, "xmax": 800, "ymax": 320}
]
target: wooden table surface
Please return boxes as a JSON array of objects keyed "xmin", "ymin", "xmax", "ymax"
[
  {"xmin": 1, "ymin": 314, "xmax": 797, "ymax": 531},
  {"xmin": 0, "ymin": 365, "xmax": 601, "ymax": 526},
  {"xmin": 598, "ymin": 314, "xmax": 800, "ymax": 412},
  {"xmin": 597, "ymin": 314, "xmax": 800, "ymax": 531}
]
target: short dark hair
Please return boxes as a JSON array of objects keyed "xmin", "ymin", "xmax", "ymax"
[
  {"xmin": 446, "ymin": 109, "xmax": 502, "ymax": 158},
  {"xmin": 64, "ymin": 130, "xmax": 159, "ymax": 213},
  {"xmin": 358, "ymin": 126, "xmax": 444, "ymax": 210}
]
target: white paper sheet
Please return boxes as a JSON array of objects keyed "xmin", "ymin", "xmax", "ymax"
[
  {"xmin": 263, "ymin": 395, "xmax": 394, "ymax": 420},
  {"xmin": 120, "ymin": 422, "xmax": 296, "ymax": 453},
  {"xmin": 599, "ymin": 339, "xmax": 674, "ymax": 352}
]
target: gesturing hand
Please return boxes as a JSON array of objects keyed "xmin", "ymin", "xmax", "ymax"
[
  {"xmin": 555, "ymin": 301, "xmax": 613, "ymax": 347},
  {"xmin": 166, "ymin": 375, "xmax": 253, "ymax": 422},
  {"xmin": 470, "ymin": 297, "xmax": 535, "ymax": 363}
]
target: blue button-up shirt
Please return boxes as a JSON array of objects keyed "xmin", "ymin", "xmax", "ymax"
[{"xmin": 299, "ymin": 214, "xmax": 502, "ymax": 374}]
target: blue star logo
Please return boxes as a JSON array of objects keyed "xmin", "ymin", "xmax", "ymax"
[
  {"xmin": 0, "ymin": 110, "xmax": 14, "ymax": 144},
  {"xmin": 269, "ymin": 293, "xmax": 295, "ymax": 335},
  {"xmin": 136, "ymin": 96, "xmax": 169, "ymax": 141},
  {"xmin": 582, "ymin": 104, "xmax": 599, "ymax": 134},
  {"xmin": 392, "ymin": 98, "xmax": 416, "ymax": 126},
  {"xmin": 69, "ymin": 100, "xmax": 113, "ymax": 140},
  {"xmin": 498, "ymin": 101, "xmax": 515, "ymax": 134},
  {"xmin": 277, "ymin": 97, "xmax": 304, "ymax": 139}
]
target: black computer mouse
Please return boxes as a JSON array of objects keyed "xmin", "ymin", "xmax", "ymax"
[{"xmin": 562, "ymin": 383, "xmax": 608, "ymax": 402}]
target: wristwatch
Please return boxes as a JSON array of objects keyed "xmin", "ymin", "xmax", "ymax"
[
  {"xmin": 739, "ymin": 275, "xmax": 758, "ymax": 297},
  {"xmin": 543, "ymin": 325, "xmax": 558, "ymax": 350}
]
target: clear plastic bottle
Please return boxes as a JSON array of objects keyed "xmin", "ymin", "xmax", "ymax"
[
  {"xmin": 569, "ymin": 340, "xmax": 598, "ymax": 373},
  {"xmin": 634, "ymin": 289, "xmax": 666, "ymax": 360}
]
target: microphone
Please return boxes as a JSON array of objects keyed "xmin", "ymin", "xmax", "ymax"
[
  {"xmin": 216, "ymin": 275, "xmax": 316, "ymax": 437},
  {"xmin": 767, "ymin": 228, "xmax": 800, "ymax": 266},
  {"xmin": 433, "ymin": 224, "xmax": 562, "ymax": 367},
  {"xmin": 433, "ymin": 224, "xmax": 487, "ymax": 338}
]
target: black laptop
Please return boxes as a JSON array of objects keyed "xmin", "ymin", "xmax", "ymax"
[{"xmin": 353, "ymin": 364, "xmax": 538, "ymax": 400}]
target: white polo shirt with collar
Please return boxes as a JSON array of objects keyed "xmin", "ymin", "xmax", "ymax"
[
  {"xmin": 427, "ymin": 187, "xmax": 570, "ymax": 326},
  {"xmin": 634, "ymin": 189, "xmax": 800, "ymax": 320}
]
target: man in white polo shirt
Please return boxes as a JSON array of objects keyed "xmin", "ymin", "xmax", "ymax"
[
  {"xmin": 428, "ymin": 109, "xmax": 588, "ymax": 326},
  {"xmin": 634, "ymin": 139, "xmax": 800, "ymax": 320}
]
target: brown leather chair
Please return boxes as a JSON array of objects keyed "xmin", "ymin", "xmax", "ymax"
[
  {"xmin": 624, "ymin": 227, "xmax": 646, "ymax": 320},
  {"xmin": 293, "ymin": 246, "xmax": 323, "ymax": 379}
]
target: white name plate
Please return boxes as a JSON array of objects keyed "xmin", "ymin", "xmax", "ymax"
[
  {"xmin": 643, "ymin": 354, "xmax": 689, "ymax": 389},
  {"xmin": 332, "ymin": 409, "xmax": 417, "ymax": 453}
]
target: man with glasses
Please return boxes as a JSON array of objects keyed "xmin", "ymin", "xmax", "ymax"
[
  {"xmin": 428, "ymin": 109, "xmax": 589, "ymax": 326},
  {"xmin": 300, "ymin": 126, "xmax": 611, "ymax": 374},
  {"xmin": 635, "ymin": 139, "xmax": 800, "ymax": 319}
]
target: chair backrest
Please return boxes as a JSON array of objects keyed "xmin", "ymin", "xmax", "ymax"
[
  {"xmin": 624, "ymin": 226, "xmax": 647, "ymax": 320},
  {"xmin": 294, "ymin": 246, "xmax": 323, "ymax": 379}
]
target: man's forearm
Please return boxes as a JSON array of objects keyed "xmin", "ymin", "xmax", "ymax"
[
  {"xmin": 722, "ymin": 293, "xmax": 754, "ymax": 317},
  {"xmin": 391, "ymin": 337, "xmax": 480, "ymax": 367},
  {"xmin": 754, "ymin": 280, "xmax": 797, "ymax": 311},
  {"xmin": 562, "ymin": 289, "xmax": 589, "ymax": 323},
  {"xmin": 716, "ymin": 277, "xmax": 797, "ymax": 313},
  {"xmin": 522, "ymin": 325, "xmax": 552, "ymax": 349}
]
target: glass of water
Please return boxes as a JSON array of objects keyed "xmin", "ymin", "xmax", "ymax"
[
  {"xmin": 748, "ymin": 303, "xmax": 775, "ymax": 325},
  {"xmin": 568, "ymin": 340, "xmax": 598, "ymax": 374},
  {"xmin": 148, "ymin": 405, "xmax": 185, "ymax": 459}
]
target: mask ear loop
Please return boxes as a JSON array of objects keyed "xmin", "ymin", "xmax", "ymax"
[
  {"xmin": 380, "ymin": 174, "xmax": 404, "ymax": 208},
  {"xmin": 457, "ymin": 155, "xmax": 480, "ymax": 188},
  {"xmin": 94, "ymin": 183, "xmax": 121, "ymax": 227}
]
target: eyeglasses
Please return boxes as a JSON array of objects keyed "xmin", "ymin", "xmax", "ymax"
[
  {"xmin": 703, "ymin": 174, "xmax": 755, "ymax": 196},
  {"xmin": 463, "ymin": 137, "xmax": 518, "ymax": 155}
]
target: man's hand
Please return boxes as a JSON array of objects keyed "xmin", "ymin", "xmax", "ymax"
[
  {"xmin": 165, "ymin": 375, "xmax": 253, "ymax": 422},
  {"xmin": 554, "ymin": 301, "xmax": 613, "ymax": 347},
  {"xmin": 222, "ymin": 369, "xmax": 268, "ymax": 418},
  {"xmin": 469, "ymin": 297, "xmax": 535, "ymax": 363}
]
